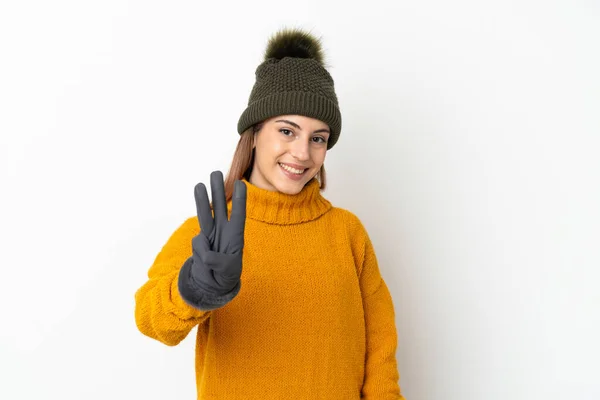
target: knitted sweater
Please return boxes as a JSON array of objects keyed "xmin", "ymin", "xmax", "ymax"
[{"xmin": 134, "ymin": 177, "xmax": 406, "ymax": 399}]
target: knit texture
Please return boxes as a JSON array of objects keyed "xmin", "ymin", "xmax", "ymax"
[
  {"xmin": 134, "ymin": 178, "xmax": 405, "ymax": 399},
  {"xmin": 237, "ymin": 57, "xmax": 342, "ymax": 150}
]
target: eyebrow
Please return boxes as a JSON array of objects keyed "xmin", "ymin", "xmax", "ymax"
[{"xmin": 275, "ymin": 119, "xmax": 330, "ymax": 135}]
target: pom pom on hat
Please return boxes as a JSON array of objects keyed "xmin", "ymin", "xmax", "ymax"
[{"xmin": 264, "ymin": 28, "xmax": 325, "ymax": 65}]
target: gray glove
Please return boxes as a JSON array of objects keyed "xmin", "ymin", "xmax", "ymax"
[{"xmin": 178, "ymin": 170, "xmax": 247, "ymax": 311}]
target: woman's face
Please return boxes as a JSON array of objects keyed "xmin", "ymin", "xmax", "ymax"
[{"xmin": 249, "ymin": 114, "xmax": 330, "ymax": 194}]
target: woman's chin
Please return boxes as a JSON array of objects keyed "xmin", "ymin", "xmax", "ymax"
[
  {"xmin": 272, "ymin": 175, "xmax": 306, "ymax": 194},
  {"xmin": 274, "ymin": 181, "xmax": 304, "ymax": 195}
]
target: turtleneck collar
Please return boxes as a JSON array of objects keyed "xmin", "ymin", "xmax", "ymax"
[{"xmin": 227, "ymin": 177, "xmax": 332, "ymax": 225}]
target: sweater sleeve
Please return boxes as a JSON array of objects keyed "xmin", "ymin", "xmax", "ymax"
[
  {"xmin": 134, "ymin": 216, "xmax": 211, "ymax": 346},
  {"xmin": 359, "ymin": 231, "xmax": 407, "ymax": 400}
]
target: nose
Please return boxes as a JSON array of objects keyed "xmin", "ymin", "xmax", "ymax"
[{"xmin": 289, "ymin": 137, "xmax": 310, "ymax": 161}]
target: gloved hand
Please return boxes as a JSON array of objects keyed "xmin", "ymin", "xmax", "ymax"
[{"xmin": 178, "ymin": 170, "xmax": 247, "ymax": 311}]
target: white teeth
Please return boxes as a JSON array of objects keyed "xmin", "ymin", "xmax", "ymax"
[{"xmin": 279, "ymin": 163, "xmax": 305, "ymax": 174}]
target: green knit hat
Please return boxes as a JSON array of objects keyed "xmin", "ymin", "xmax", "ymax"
[{"xmin": 237, "ymin": 28, "xmax": 342, "ymax": 150}]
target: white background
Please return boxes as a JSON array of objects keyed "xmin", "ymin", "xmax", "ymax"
[{"xmin": 1, "ymin": 1, "xmax": 599, "ymax": 399}]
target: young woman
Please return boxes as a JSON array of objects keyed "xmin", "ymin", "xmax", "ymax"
[{"xmin": 134, "ymin": 28, "xmax": 407, "ymax": 399}]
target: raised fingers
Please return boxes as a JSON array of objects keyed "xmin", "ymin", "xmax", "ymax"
[
  {"xmin": 229, "ymin": 180, "xmax": 247, "ymax": 239},
  {"xmin": 194, "ymin": 182, "xmax": 214, "ymax": 234},
  {"xmin": 210, "ymin": 171, "xmax": 228, "ymax": 223}
]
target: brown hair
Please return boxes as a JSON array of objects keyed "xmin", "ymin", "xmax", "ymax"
[{"xmin": 223, "ymin": 122, "xmax": 328, "ymax": 204}]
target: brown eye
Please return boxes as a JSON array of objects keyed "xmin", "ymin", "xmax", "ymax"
[{"xmin": 279, "ymin": 129, "xmax": 293, "ymax": 136}]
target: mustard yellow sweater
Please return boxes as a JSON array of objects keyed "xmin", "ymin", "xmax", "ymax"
[{"xmin": 134, "ymin": 177, "xmax": 406, "ymax": 399}]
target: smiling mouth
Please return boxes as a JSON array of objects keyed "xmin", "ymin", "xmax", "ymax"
[{"xmin": 278, "ymin": 162, "xmax": 307, "ymax": 175}]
